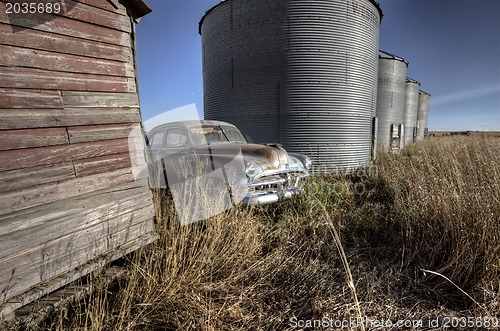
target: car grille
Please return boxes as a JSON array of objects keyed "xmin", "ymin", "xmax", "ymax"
[{"xmin": 248, "ymin": 170, "xmax": 307, "ymax": 193}]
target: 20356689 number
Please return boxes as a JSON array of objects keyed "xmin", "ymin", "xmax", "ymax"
[{"xmin": 5, "ymin": 2, "xmax": 61, "ymax": 14}]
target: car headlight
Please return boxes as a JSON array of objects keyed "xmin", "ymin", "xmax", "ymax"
[
  {"xmin": 303, "ymin": 156, "xmax": 312, "ymax": 170},
  {"xmin": 244, "ymin": 161, "xmax": 255, "ymax": 177}
]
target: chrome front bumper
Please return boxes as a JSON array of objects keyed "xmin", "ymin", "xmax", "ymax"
[{"xmin": 242, "ymin": 170, "xmax": 309, "ymax": 205}]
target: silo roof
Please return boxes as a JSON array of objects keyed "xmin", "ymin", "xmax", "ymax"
[
  {"xmin": 198, "ymin": 0, "xmax": 384, "ymax": 34},
  {"xmin": 379, "ymin": 50, "xmax": 409, "ymax": 66},
  {"xmin": 406, "ymin": 77, "xmax": 421, "ymax": 85},
  {"xmin": 419, "ymin": 90, "xmax": 431, "ymax": 96}
]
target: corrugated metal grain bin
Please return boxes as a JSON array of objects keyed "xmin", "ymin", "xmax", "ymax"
[
  {"xmin": 375, "ymin": 50, "xmax": 408, "ymax": 151},
  {"xmin": 200, "ymin": 0, "xmax": 383, "ymax": 172},
  {"xmin": 200, "ymin": 0, "xmax": 286, "ymax": 144},
  {"xmin": 403, "ymin": 78, "xmax": 421, "ymax": 147},
  {"xmin": 416, "ymin": 90, "xmax": 431, "ymax": 141}
]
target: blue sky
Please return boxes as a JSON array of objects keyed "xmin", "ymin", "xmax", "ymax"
[{"xmin": 136, "ymin": 0, "xmax": 500, "ymax": 131}]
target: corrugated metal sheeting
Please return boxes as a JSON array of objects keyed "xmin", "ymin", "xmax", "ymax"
[
  {"xmin": 403, "ymin": 78, "xmax": 421, "ymax": 146},
  {"xmin": 200, "ymin": 0, "xmax": 286, "ymax": 144},
  {"xmin": 375, "ymin": 50, "xmax": 408, "ymax": 151},
  {"xmin": 282, "ymin": 0, "xmax": 381, "ymax": 172},
  {"xmin": 416, "ymin": 90, "xmax": 431, "ymax": 141},
  {"xmin": 200, "ymin": 0, "xmax": 382, "ymax": 172}
]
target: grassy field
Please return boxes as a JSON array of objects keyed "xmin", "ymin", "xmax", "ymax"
[
  {"xmin": 13, "ymin": 135, "xmax": 500, "ymax": 330},
  {"xmin": 429, "ymin": 131, "xmax": 500, "ymax": 137}
]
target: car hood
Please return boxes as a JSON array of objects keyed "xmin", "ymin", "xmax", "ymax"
[{"xmin": 192, "ymin": 142, "xmax": 294, "ymax": 171}]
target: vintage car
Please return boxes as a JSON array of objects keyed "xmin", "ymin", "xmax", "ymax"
[{"xmin": 146, "ymin": 120, "xmax": 311, "ymax": 205}]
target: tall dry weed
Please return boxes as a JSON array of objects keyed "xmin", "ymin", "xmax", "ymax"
[{"xmin": 375, "ymin": 136, "xmax": 500, "ymax": 310}]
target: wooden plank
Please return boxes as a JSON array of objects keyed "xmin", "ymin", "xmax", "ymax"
[
  {"xmin": 0, "ymin": 212, "xmax": 154, "ymax": 307},
  {"xmin": 1, "ymin": 208, "xmax": 154, "ymax": 274},
  {"xmin": 0, "ymin": 138, "xmax": 130, "ymax": 172},
  {"xmin": 0, "ymin": 198, "xmax": 149, "ymax": 265},
  {"xmin": 0, "ymin": 88, "xmax": 63, "ymax": 109},
  {"xmin": 0, "ymin": 188, "xmax": 152, "ymax": 259},
  {"xmin": 67, "ymin": 123, "xmax": 134, "ymax": 144},
  {"xmin": 0, "ymin": 162, "xmax": 75, "ymax": 193},
  {"xmin": 0, "ymin": 2, "xmax": 131, "ymax": 47},
  {"xmin": 0, "ymin": 108, "xmax": 142, "ymax": 130},
  {"xmin": 0, "ymin": 178, "xmax": 150, "ymax": 229},
  {"xmin": 56, "ymin": 0, "xmax": 131, "ymax": 32},
  {"xmin": 62, "ymin": 91, "xmax": 139, "ymax": 108},
  {"xmin": 2, "ymin": 0, "xmax": 131, "ymax": 32},
  {"xmin": 0, "ymin": 23, "xmax": 131, "ymax": 62},
  {"xmin": 0, "ymin": 127, "xmax": 69, "ymax": 151},
  {"xmin": 0, "ymin": 232, "xmax": 158, "ymax": 320},
  {"xmin": 77, "ymin": 0, "xmax": 128, "ymax": 15},
  {"xmin": 12, "ymin": 265, "xmax": 126, "ymax": 325},
  {"xmin": 74, "ymin": 153, "xmax": 132, "ymax": 177},
  {"xmin": 0, "ymin": 45, "xmax": 134, "ymax": 77},
  {"xmin": 0, "ymin": 66, "xmax": 136, "ymax": 92},
  {"xmin": 0, "ymin": 167, "xmax": 133, "ymax": 215},
  {"xmin": 0, "ymin": 212, "xmax": 154, "ymax": 281}
]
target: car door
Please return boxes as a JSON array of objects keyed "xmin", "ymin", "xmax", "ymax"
[{"xmin": 159, "ymin": 127, "xmax": 190, "ymax": 186}]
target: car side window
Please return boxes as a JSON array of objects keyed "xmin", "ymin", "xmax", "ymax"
[
  {"xmin": 149, "ymin": 131, "xmax": 165, "ymax": 148},
  {"xmin": 165, "ymin": 128, "xmax": 188, "ymax": 148}
]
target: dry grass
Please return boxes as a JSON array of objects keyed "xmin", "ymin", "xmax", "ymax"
[
  {"xmin": 23, "ymin": 136, "xmax": 500, "ymax": 330},
  {"xmin": 376, "ymin": 137, "xmax": 500, "ymax": 310}
]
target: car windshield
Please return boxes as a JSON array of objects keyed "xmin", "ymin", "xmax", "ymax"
[{"xmin": 189, "ymin": 125, "xmax": 246, "ymax": 146}]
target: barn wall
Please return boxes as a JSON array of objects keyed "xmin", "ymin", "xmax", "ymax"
[{"xmin": 0, "ymin": 0, "xmax": 155, "ymax": 318}]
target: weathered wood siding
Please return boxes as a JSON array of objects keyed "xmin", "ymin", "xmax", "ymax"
[{"xmin": 0, "ymin": 0, "xmax": 155, "ymax": 318}]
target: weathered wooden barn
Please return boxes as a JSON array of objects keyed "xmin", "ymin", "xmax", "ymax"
[{"xmin": 0, "ymin": 0, "xmax": 156, "ymax": 319}]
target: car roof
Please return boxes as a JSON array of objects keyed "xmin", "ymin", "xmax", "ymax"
[{"xmin": 147, "ymin": 120, "xmax": 235, "ymax": 134}]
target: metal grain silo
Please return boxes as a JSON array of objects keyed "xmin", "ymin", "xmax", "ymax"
[
  {"xmin": 200, "ymin": 0, "xmax": 383, "ymax": 172},
  {"xmin": 403, "ymin": 77, "xmax": 420, "ymax": 147},
  {"xmin": 416, "ymin": 90, "xmax": 431, "ymax": 141},
  {"xmin": 199, "ymin": 0, "xmax": 287, "ymax": 144},
  {"xmin": 375, "ymin": 50, "xmax": 408, "ymax": 151}
]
